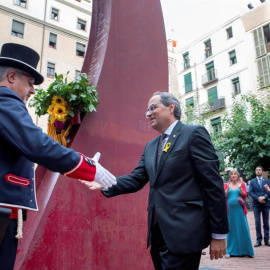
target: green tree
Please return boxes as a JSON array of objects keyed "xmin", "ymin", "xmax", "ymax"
[{"xmin": 213, "ymin": 92, "xmax": 270, "ymax": 177}]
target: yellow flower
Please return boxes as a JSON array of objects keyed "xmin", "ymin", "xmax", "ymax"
[
  {"xmin": 52, "ymin": 96, "xmax": 67, "ymax": 106},
  {"xmin": 49, "ymin": 115, "xmax": 56, "ymax": 123},
  {"xmin": 53, "ymin": 104, "xmax": 68, "ymax": 121},
  {"xmin": 47, "ymin": 104, "xmax": 55, "ymax": 115}
]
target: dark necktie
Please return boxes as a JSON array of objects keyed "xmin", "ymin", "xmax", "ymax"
[{"xmin": 156, "ymin": 133, "xmax": 167, "ymax": 166}]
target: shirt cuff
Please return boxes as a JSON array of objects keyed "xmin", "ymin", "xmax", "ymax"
[{"xmin": 212, "ymin": 233, "xmax": 226, "ymax": 239}]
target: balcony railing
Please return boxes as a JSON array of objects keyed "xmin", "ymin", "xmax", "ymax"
[
  {"xmin": 202, "ymin": 69, "xmax": 218, "ymax": 86},
  {"xmin": 201, "ymin": 97, "xmax": 226, "ymax": 113}
]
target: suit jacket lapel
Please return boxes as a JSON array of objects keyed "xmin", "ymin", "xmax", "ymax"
[
  {"xmin": 155, "ymin": 121, "xmax": 184, "ymax": 181},
  {"xmin": 148, "ymin": 136, "xmax": 160, "ymax": 179}
]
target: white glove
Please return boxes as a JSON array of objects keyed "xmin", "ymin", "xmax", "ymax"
[{"xmin": 92, "ymin": 152, "xmax": 117, "ymax": 188}]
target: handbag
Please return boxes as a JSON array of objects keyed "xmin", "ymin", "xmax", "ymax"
[{"xmin": 238, "ymin": 196, "xmax": 245, "ymax": 207}]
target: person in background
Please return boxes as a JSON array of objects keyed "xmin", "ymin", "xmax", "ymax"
[
  {"xmin": 224, "ymin": 170, "xmax": 254, "ymax": 258},
  {"xmin": 249, "ymin": 166, "xmax": 270, "ymax": 247},
  {"xmin": 82, "ymin": 92, "xmax": 229, "ymax": 270},
  {"xmin": 0, "ymin": 43, "xmax": 116, "ymax": 270},
  {"xmin": 245, "ymin": 180, "xmax": 253, "ymax": 211}
]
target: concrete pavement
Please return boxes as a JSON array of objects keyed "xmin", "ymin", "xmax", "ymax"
[{"xmin": 199, "ymin": 210, "xmax": 270, "ymax": 270}]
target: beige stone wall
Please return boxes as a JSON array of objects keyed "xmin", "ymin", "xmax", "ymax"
[{"xmin": 241, "ymin": 1, "xmax": 270, "ymax": 32}]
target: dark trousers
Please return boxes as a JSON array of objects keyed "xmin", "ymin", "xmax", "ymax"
[
  {"xmin": 150, "ymin": 223, "xmax": 201, "ymax": 270},
  {"xmin": 0, "ymin": 219, "xmax": 18, "ymax": 270},
  {"xmin": 253, "ymin": 204, "xmax": 269, "ymax": 242}
]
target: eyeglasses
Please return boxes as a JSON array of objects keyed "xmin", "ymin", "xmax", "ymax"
[
  {"xmin": 145, "ymin": 103, "xmax": 162, "ymax": 118},
  {"xmin": 15, "ymin": 71, "xmax": 35, "ymax": 86},
  {"xmin": 15, "ymin": 71, "xmax": 34, "ymax": 80}
]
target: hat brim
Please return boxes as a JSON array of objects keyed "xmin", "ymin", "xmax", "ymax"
[{"xmin": 0, "ymin": 57, "xmax": 44, "ymax": 85}]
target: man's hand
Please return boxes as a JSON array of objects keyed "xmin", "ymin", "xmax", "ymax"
[
  {"xmin": 264, "ymin": 184, "xmax": 270, "ymax": 193},
  {"xmin": 209, "ymin": 239, "xmax": 226, "ymax": 260},
  {"xmin": 258, "ymin": 196, "xmax": 266, "ymax": 203},
  {"xmin": 92, "ymin": 152, "xmax": 117, "ymax": 188},
  {"xmin": 80, "ymin": 180, "xmax": 104, "ymax": 190}
]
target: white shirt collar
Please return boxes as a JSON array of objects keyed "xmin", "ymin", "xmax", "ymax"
[{"xmin": 163, "ymin": 120, "xmax": 178, "ymax": 136}]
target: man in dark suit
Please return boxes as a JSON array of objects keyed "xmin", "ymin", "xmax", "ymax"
[
  {"xmin": 82, "ymin": 91, "xmax": 228, "ymax": 269},
  {"xmin": 249, "ymin": 166, "xmax": 270, "ymax": 247},
  {"xmin": 0, "ymin": 43, "xmax": 116, "ymax": 269}
]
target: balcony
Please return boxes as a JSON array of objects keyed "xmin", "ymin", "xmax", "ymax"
[
  {"xmin": 201, "ymin": 97, "xmax": 226, "ymax": 113},
  {"xmin": 202, "ymin": 69, "xmax": 218, "ymax": 86}
]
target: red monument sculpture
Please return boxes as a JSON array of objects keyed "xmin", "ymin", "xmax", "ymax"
[{"xmin": 15, "ymin": 0, "xmax": 168, "ymax": 269}]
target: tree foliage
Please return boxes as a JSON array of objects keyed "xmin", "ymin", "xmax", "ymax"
[{"xmin": 213, "ymin": 93, "xmax": 270, "ymax": 177}]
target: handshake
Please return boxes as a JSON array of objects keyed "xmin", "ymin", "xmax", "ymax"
[{"xmin": 81, "ymin": 152, "xmax": 116, "ymax": 190}]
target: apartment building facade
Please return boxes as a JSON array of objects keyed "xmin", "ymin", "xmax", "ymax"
[
  {"xmin": 169, "ymin": 2, "xmax": 270, "ymax": 132},
  {"xmin": 0, "ymin": 0, "xmax": 92, "ymax": 129}
]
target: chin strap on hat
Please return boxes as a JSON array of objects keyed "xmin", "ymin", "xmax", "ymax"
[{"xmin": 15, "ymin": 209, "xmax": 23, "ymax": 239}]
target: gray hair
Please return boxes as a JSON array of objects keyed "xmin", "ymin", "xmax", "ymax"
[
  {"xmin": 152, "ymin": 91, "xmax": 181, "ymax": 120},
  {"xmin": 0, "ymin": 66, "xmax": 23, "ymax": 81}
]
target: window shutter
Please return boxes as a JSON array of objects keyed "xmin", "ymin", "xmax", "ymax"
[
  {"xmin": 253, "ymin": 27, "xmax": 267, "ymax": 58},
  {"xmin": 229, "ymin": 50, "xmax": 236, "ymax": 59},
  {"xmin": 257, "ymin": 56, "xmax": 270, "ymax": 87},
  {"xmin": 211, "ymin": 117, "xmax": 221, "ymax": 125},
  {"xmin": 208, "ymin": 86, "xmax": 218, "ymax": 103},
  {"xmin": 12, "ymin": 20, "xmax": 24, "ymax": 33},
  {"xmin": 49, "ymin": 33, "xmax": 57, "ymax": 43},
  {"xmin": 206, "ymin": 61, "xmax": 214, "ymax": 69},
  {"xmin": 77, "ymin": 43, "xmax": 85, "ymax": 52},
  {"xmin": 184, "ymin": 73, "xmax": 192, "ymax": 93},
  {"xmin": 185, "ymin": 97, "xmax": 194, "ymax": 106}
]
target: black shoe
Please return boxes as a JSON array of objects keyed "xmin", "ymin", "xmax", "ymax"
[
  {"xmin": 254, "ymin": 241, "xmax": 262, "ymax": 247},
  {"xmin": 265, "ymin": 241, "xmax": 270, "ymax": 246}
]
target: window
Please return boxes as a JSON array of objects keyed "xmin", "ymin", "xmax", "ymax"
[
  {"xmin": 226, "ymin": 27, "xmax": 233, "ymax": 39},
  {"xmin": 49, "ymin": 33, "xmax": 57, "ymax": 48},
  {"xmin": 185, "ymin": 97, "xmax": 194, "ymax": 121},
  {"xmin": 206, "ymin": 61, "xmax": 215, "ymax": 82},
  {"xmin": 184, "ymin": 73, "xmax": 192, "ymax": 93},
  {"xmin": 253, "ymin": 27, "xmax": 267, "ymax": 58},
  {"xmin": 208, "ymin": 86, "xmax": 218, "ymax": 103},
  {"xmin": 204, "ymin": 39, "xmax": 212, "ymax": 58},
  {"xmin": 183, "ymin": 52, "xmax": 190, "ymax": 69},
  {"xmin": 14, "ymin": 0, "xmax": 27, "ymax": 8},
  {"xmin": 211, "ymin": 117, "xmax": 221, "ymax": 134},
  {"xmin": 11, "ymin": 20, "xmax": 24, "ymax": 38},
  {"xmin": 76, "ymin": 42, "xmax": 85, "ymax": 57},
  {"xmin": 75, "ymin": 70, "xmax": 81, "ymax": 77},
  {"xmin": 263, "ymin": 23, "xmax": 270, "ymax": 43},
  {"xmin": 185, "ymin": 97, "xmax": 194, "ymax": 107},
  {"xmin": 47, "ymin": 62, "xmax": 55, "ymax": 77},
  {"xmin": 77, "ymin": 19, "xmax": 86, "ymax": 30},
  {"xmin": 232, "ymin": 77, "xmax": 241, "ymax": 95},
  {"xmin": 51, "ymin": 8, "xmax": 59, "ymax": 20},
  {"xmin": 257, "ymin": 55, "xmax": 270, "ymax": 87},
  {"xmin": 229, "ymin": 50, "xmax": 237, "ymax": 65}
]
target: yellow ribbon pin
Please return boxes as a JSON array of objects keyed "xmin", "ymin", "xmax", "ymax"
[{"xmin": 163, "ymin": 142, "xmax": 171, "ymax": 152}]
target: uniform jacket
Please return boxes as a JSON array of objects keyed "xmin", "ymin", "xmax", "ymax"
[
  {"xmin": 103, "ymin": 121, "xmax": 229, "ymax": 254},
  {"xmin": 0, "ymin": 87, "xmax": 80, "ymax": 211},
  {"xmin": 249, "ymin": 177, "xmax": 269, "ymax": 207}
]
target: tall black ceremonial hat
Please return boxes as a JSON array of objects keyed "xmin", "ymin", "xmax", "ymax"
[{"xmin": 0, "ymin": 43, "xmax": 44, "ymax": 85}]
